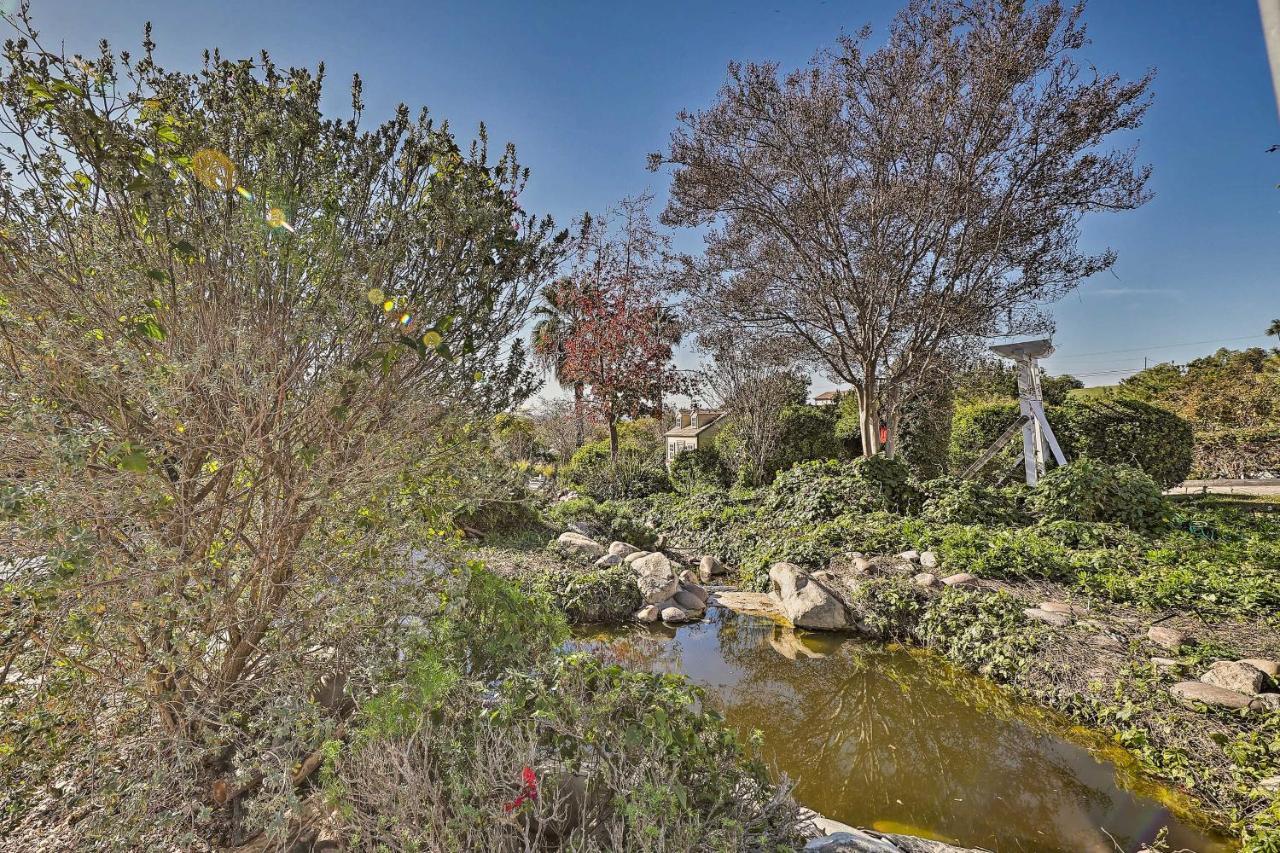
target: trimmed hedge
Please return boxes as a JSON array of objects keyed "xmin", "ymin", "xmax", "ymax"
[
  {"xmin": 765, "ymin": 455, "xmax": 919, "ymax": 522},
  {"xmin": 1026, "ymin": 459, "xmax": 1167, "ymax": 531}
]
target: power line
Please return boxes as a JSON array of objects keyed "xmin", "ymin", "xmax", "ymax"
[{"xmin": 1052, "ymin": 334, "xmax": 1271, "ymax": 361}]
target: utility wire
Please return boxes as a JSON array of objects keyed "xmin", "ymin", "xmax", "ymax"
[{"xmin": 1051, "ymin": 334, "xmax": 1270, "ymax": 361}]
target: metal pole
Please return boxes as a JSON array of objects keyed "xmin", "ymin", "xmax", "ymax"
[{"xmin": 1262, "ymin": 0, "xmax": 1280, "ymax": 119}]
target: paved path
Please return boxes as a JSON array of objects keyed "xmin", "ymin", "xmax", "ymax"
[{"xmin": 1166, "ymin": 478, "xmax": 1280, "ymax": 497}]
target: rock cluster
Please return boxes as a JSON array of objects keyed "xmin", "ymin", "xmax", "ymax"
[
  {"xmin": 632, "ymin": 552, "xmax": 711, "ymax": 624},
  {"xmin": 1168, "ymin": 657, "xmax": 1280, "ymax": 712}
]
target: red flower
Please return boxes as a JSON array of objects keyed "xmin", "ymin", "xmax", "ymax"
[{"xmin": 503, "ymin": 766, "xmax": 539, "ymax": 812}]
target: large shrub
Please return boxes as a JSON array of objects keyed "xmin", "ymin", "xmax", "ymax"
[
  {"xmin": 770, "ymin": 403, "xmax": 846, "ymax": 474},
  {"xmin": 1053, "ymin": 398, "xmax": 1193, "ymax": 488},
  {"xmin": 764, "ymin": 455, "xmax": 919, "ymax": 522},
  {"xmin": 333, "ymin": 654, "xmax": 805, "ymax": 850},
  {"xmin": 562, "ymin": 442, "xmax": 670, "ymax": 501},
  {"xmin": 668, "ymin": 447, "xmax": 730, "ymax": 493},
  {"xmin": 543, "ymin": 496, "xmax": 657, "ymax": 549},
  {"xmin": 1026, "ymin": 459, "xmax": 1167, "ymax": 531},
  {"xmin": 920, "ymin": 476, "xmax": 1027, "ymax": 526},
  {"xmin": 948, "ymin": 400, "xmax": 1021, "ymax": 475}
]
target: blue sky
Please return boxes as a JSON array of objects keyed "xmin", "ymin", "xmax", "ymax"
[{"xmin": 33, "ymin": 0, "xmax": 1280, "ymax": 389}]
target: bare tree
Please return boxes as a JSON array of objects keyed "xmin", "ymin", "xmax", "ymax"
[
  {"xmin": 699, "ymin": 335, "xmax": 807, "ymax": 485},
  {"xmin": 654, "ymin": 0, "xmax": 1152, "ymax": 456}
]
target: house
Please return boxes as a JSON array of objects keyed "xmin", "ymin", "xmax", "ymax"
[
  {"xmin": 664, "ymin": 408, "xmax": 726, "ymax": 466},
  {"xmin": 813, "ymin": 390, "xmax": 842, "ymax": 406}
]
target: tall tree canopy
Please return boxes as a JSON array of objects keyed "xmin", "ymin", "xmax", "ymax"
[{"xmin": 654, "ymin": 0, "xmax": 1152, "ymax": 456}]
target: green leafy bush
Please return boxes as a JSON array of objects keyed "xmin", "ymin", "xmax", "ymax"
[
  {"xmin": 949, "ymin": 400, "xmax": 1020, "ymax": 475},
  {"xmin": 524, "ymin": 563, "xmax": 642, "ymax": 623},
  {"xmin": 544, "ymin": 496, "xmax": 657, "ymax": 549},
  {"xmin": 1027, "ymin": 459, "xmax": 1167, "ymax": 531},
  {"xmin": 562, "ymin": 442, "xmax": 671, "ymax": 501},
  {"xmin": 916, "ymin": 588, "xmax": 1040, "ymax": 681},
  {"xmin": 845, "ymin": 576, "xmax": 925, "ymax": 640},
  {"xmin": 1054, "ymin": 397, "xmax": 1194, "ymax": 488},
  {"xmin": 765, "ymin": 455, "xmax": 919, "ymax": 522},
  {"xmin": 668, "ymin": 447, "xmax": 730, "ymax": 493},
  {"xmin": 920, "ymin": 476, "xmax": 1027, "ymax": 526},
  {"xmin": 334, "ymin": 654, "xmax": 804, "ymax": 850}
]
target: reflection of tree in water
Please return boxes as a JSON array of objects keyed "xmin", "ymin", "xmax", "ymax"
[{"xmin": 573, "ymin": 615, "xmax": 1227, "ymax": 853}]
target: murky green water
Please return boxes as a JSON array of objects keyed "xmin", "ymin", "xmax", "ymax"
[{"xmin": 574, "ymin": 609, "xmax": 1235, "ymax": 853}]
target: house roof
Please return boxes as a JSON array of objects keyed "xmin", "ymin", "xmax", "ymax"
[
  {"xmin": 664, "ymin": 411, "xmax": 725, "ymax": 438},
  {"xmin": 814, "ymin": 390, "xmax": 841, "ymax": 401}
]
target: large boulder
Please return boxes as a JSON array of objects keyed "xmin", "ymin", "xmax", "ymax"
[
  {"xmin": 672, "ymin": 589, "xmax": 706, "ymax": 613},
  {"xmin": 768, "ymin": 562, "xmax": 848, "ymax": 631},
  {"xmin": 634, "ymin": 552, "xmax": 679, "ymax": 604},
  {"xmin": 1240, "ymin": 658, "xmax": 1280, "ymax": 680},
  {"xmin": 1202, "ymin": 661, "xmax": 1268, "ymax": 695},
  {"xmin": 1170, "ymin": 681, "xmax": 1253, "ymax": 710},
  {"xmin": 608, "ymin": 541, "xmax": 640, "ymax": 557},
  {"xmin": 623, "ymin": 550, "xmax": 651, "ymax": 565},
  {"xmin": 556, "ymin": 531, "xmax": 605, "ymax": 559}
]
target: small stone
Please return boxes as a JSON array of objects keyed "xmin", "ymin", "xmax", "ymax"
[
  {"xmin": 659, "ymin": 606, "xmax": 691, "ymax": 623},
  {"xmin": 941, "ymin": 572, "xmax": 979, "ymax": 587},
  {"xmin": 1259, "ymin": 776, "xmax": 1280, "ymax": 793},
  {"xmin": 1150, "ymin": 657, "xmax": 1181, "ymax": 669},
  {"xmin": 623, "ymin": 551, "xmax": 651, "ymax": 565},
  {"xmin": 593, "ymin": 553, "xmax": 623, "ymax": 567},
  {"xmin": 608, "ymin": 541, "xmax": 640, "ymax": 557},
  {"xmin": 1090, "ymin": 633, "xmax": 1124, "ymax": 650},
  {"xmin": 898, "ymin": 549, "xmax": 921, "ymax": 564},
  {"xmin": 698, "ymin": 555, "xmax": 725, "ymax": 581},
  {"xmin": 1040, "ymin": 601, "xmax": 1084, "ymax": 616},
  {"xmin": 919, "ymin": 551, "xmax": 939, "ymax": 569},
  {"xmin": 1240, "ymin": 658, "xmax": 1280, "ymax": 680},
  {"xmin": 1146, "ymin": 626, "xmax": 1185, "ymax": 652},
  {"xmin": 1201, "ymin": 661, "xmax": 1267, "ymax": 695},
  {"xmin": 556, "ymin": 531, "xmax": 605, "ymax": 559},
  {"xmin": 635, "ymin": 605, "xmax": 660, "ymax": 623},
  {"xmin": 1023, "ymin": 607, "xmax": 1071, "ymax": 627},
  {"xmin": 851, "ymin": 555, "xmax": 873, "ymax": 573},
  {"xmin": 913, "ymin": 572, "xmax": 939, "ymax": 588},
  {"xmin": 1250, "ymin": 694, "xmax": 1280, "ymax": 713},
  {"xmin": 673, "ymin": 589, "xmax": 706, "ymax": 613},
  {"xmin": 1169, "ymin": 681, "xmax": 1253, "ymax": 710}
]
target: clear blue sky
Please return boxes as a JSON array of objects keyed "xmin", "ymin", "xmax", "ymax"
[{"xmin": 33, "ymin": 0, "xmax": 1280, "ymax": 388}]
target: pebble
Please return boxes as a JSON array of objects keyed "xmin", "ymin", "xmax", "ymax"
[
  {"xmin": 941, "ymin": 573, "xmax": 979, "ymax": 587},
  {"xmin": 1146, "ymin": 626, "xmax": 1185, "ymax": 652}
]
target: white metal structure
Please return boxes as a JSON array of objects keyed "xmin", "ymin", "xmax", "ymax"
[
  {"xmin": 1262, "ymin": 0, "xmax": 1280, "ymax": 118},
  {"xmin": 963, "ymin": 339, "xmax": 1067, "ymax": 486}
]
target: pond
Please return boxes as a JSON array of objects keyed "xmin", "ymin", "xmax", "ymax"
[{"xmin": 573, "ymin": 608, "xmax": 1235, "ymax": 853}]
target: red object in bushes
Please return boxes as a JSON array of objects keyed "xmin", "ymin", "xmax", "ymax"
[
  {"xmin": 503, "ymin": 766, "xmax": 539, "ymax": 812},
  {"xmin": 879, "ymin": 422, "xmax": 888, "ymax": 445}
]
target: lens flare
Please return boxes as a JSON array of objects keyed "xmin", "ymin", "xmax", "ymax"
[
  {"xmin": 191, "ymin": 148, "xmax": 236, "ymax": 191},
  {"xmin": 399, "ymin": 313, "xmax": 412, "ymax": 325},
  {"xmin": 366, "ymin": 288, "xmax": 384, "ymax": 305},
  {"xmin": 236, "ymin": 186, "xmax": 254, "ymax": 201},
  {"xmin": 265, "ymin": 207, "xmax": 295, "ymax": 233},
  {"xmin": 422, "ymin": 330, "xmax": 442, "ymax": 348}
]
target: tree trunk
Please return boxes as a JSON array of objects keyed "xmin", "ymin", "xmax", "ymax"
[
  {"xmin": 573, "ymin": 382, "xmax": 585, "ymax": 447},
  {"xmin": 607, "ymin": 418, "xmax": 619, "ymax": 461},
  {"xmin": 858, "ymin": 378, "xmax": 881, "ymax": 457}
]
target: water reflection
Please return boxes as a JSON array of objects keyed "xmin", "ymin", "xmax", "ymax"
[{"xmin": 574, "ymin": 611, "xmax": 1234, "ymax": 853}]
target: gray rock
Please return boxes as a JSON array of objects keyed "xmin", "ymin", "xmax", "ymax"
[
  {"xmin": 566, "ymin": 521, "xmax": 595, "ymax": 539},
  {"xmin": 913, "ymin": 572, "xmax": 940, "ymax": 588},
  {"xmin": 1147, "ymin": 625, "xmax": 1185, "ymax": 651},
  {"xmin": 659, "ymin": 605, "xmax": 691, "ymax": 623},
  {"xmin": 919, "ymin": 551, "xmax": 939, "ymax": 569},
  {"xmin": 804, "ymin": 829, "xmax": 986, "ymax": 852},
  {"xmin": 1090, "ymin": 632, "xmax": 1124, "ymax": 650},
  {"xmin": 679, "ymin": 579, "xmax": 709, "ymax": 603},
  {"xmin": 623, "ymin": 550, "xmax": 651, "ymax": 565},
  {"xmin": 1023, "ymin": 607, "xmax": 1071, "ymax": 627},
  {"xmin": 634, "ymin": 552, "xmax": 679, "ymax": 604},
  {"xmin": 898, "ymin": 550, "xmax": 921, "ymax": 564},
  {"xmin": 608, "ymin": 541, "xmax": 640, "ymax": 557},
  {"xmin": 1170, "ymin": 681, "xmax": 1253, "ymax": 710},
  {"xmin": 673, "ymin": 589, "xmax": 706, "ymax": 613},
  {"xmin": 769, "ymin": 562, "xmax": 848, "ymax": 631},
  {"xmin": 1150, "ymin": 657, "xmax": 1181, "ymax": 669},
  {"xmin": 1201, "ymin": 661, "xmax": 1267, "ymax": 695},
  {"xmin": 1240, "ymin": 658, "xmax": 1280, "ymax": 680},
  {"xmin": 593, "ymin": 553, "xmax": 623, "ymax": 567},
  {"xmin": 941, "ymin": 573, "xmax": 979, "ymax": 587},
  {"xmin": 698, "ymin": 555, "xmax": 725, "ymax": 581},
  {"xmin": 1250, "ymin": 693, "xmax": 1280, "ymax": 713},
  {"xmin": 635, "ymin": 605, "xmax": 660, "ymax": 623},
  {"xmin": 1260, "ymin": 775, "xmax": 1280, "ymax": 793},
  {"xmin": 556, "ymin": 531, "xmax": 605, "ymax": 559}
]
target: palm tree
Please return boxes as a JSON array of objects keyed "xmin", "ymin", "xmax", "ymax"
[
  {"xmin": 1268, "ymin": 318, "xmax": 1280, "ymax": 347},
  {"xmin": 532, "ymin": 277, "xmax": 589, "ymax": 448}
]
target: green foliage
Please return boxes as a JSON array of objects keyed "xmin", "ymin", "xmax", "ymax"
[
  {"xmin": 334, "ymin": 654, "xmax": 804, "ymax": 850},
  {"xmin": 1027, "ymin": 459, "xmax": 1167, "ymax": 531},
  {"xmin": 920, "ymin": 476, "xmax": 1027, "ymax": 526},
  {"xmin": 949, "ymin": 399, "xmax": 1021, "ymax": 475},
  {"xmin": 765, "ymin": 456, "xmax": 919, "ymax": 523},
  {"xmin": 896, "ymin": 392, "xmax": 954, "ymax": 480},
  {"xmin": 544, "ymin": 495, "xmax": 657, "ymax": 550},
  {"xmin": 916, "ymin": 588, "xmax": 1040, "ymax": 681},
  {"xmin": 668, "ymin": 447, "xmax": 730, "ymax": 493},
  {"xmin": 1054, "ymin": 397, "xmax": 1194, "ymax": 488},
  {"xmin": 772, "ymin": 403, "xmax": 845, "ymax": 472},
  {"xmin": 845, "ymin": 576, "xmax": 925, "ymax": 640},
  {"xmin": 524, "ymin": 563, "xmax": 643, "ymax": 623},
  {"xmin": 562, "ymin": 426, "xmax": 670, "ymax": 500}
]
